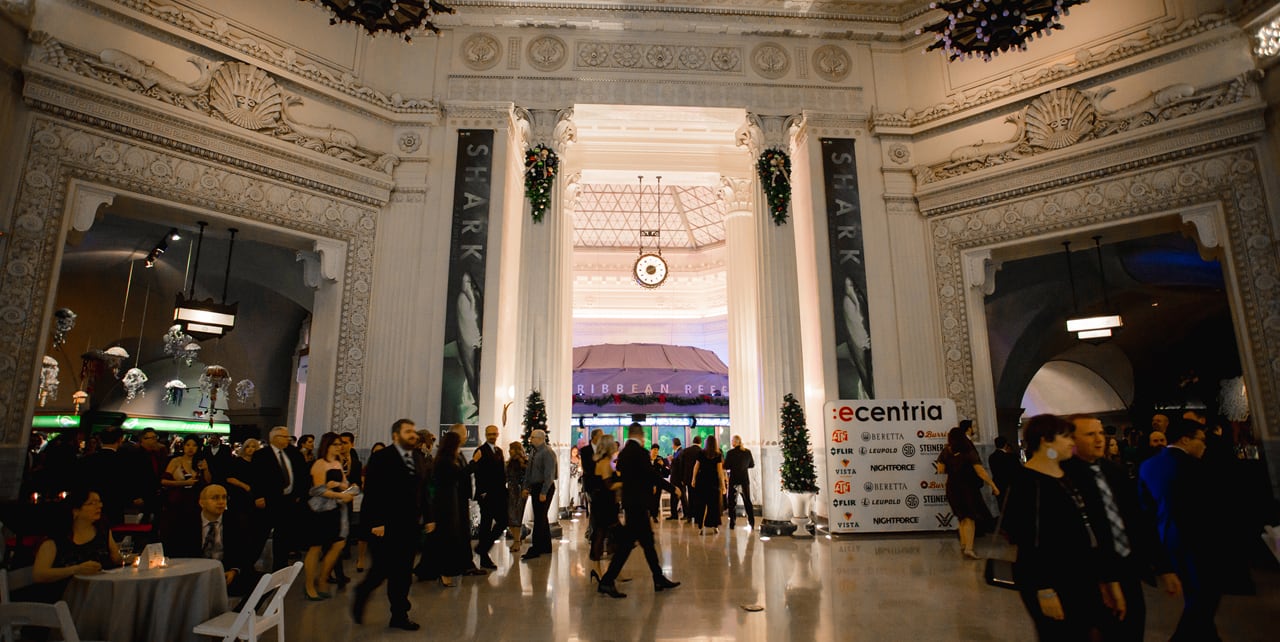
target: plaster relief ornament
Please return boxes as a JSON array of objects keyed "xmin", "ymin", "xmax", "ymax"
[
  {"xmin": 462, "ymin": 34, "xmax": 501, "ymax": 71},
  {"xmin": 527, "ymin": 36, "xmax": 567, "ymax": 72},
  {"xmin": 52, "ymin": 308, "xmax": 76, "ymax": 347},
  {"xmin": 812, "ymin": 45, "xmax": 851, "ymax": 82},
  {"xmin": 164, "ymin": 379, "xmax": 188, "ymax": 406},
  {"xmin": 751, "ymin": 43, "xmax": 790, "ymax": 79},
  {"xmin": 102, "ymin": 346, "xmax": 130, "ymax": 378},
  {"xmin": 122, "ymin": 367, "xmax": 148, "ymax": 401},
  {"xmin": 209, "ymin": 62, "xmax": 283, "ymax": 130},
  {"xmin": 1025, "ymin": 88, "xmax": 1096, "ymax": 149},
  {"xmin": 38, "ymin": 356, "xmax": 59, "ymax": 407},
  {"xmin": 235, "ymin": 379, "xmax": 256, "ymax": 404},
  {"xmin": 92, "ymin": 49, "xmax": 222, "ymax": 97}
]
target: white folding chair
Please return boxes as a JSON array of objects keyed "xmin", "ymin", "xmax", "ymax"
[
  {"xmin": 0, "ymin": 601, "xmax": 82, "ymax": 642},
  {"xmin": 192, "ymin": 561, "xmax": 301, "ymax": 642},
  {"xmin": 0, "ymin": 567, "xmax": 34, "ymax": 604}
]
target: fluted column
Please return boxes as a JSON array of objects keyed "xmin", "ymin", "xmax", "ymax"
[
  {"xmin": 721, "ymin": 176, "xmax": 764, "ymax": 496},
  {"xmin": 740, "ymin": 113, "xmax": 807, "ymax": 523}
]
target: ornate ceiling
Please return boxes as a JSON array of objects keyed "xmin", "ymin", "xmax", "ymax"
[{"xmin": 574, "ymin": 183, "xmax": 726, "ymax": 249}]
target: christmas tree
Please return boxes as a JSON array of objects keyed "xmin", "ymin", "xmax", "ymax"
[
  {"xmin": 522, "ymin": 389, "xmax": 548, "ymax": 455},
  {"xmin": 780, "ymin": 393, "xmax": 819, "ymax": 493}
]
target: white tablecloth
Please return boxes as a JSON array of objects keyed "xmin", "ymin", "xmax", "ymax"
[{"xmin": 65, "ymin": 558, "xmax": 229, "ymax": 642}]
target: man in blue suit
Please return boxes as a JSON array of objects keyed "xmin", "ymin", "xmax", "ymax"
[{"xmin": 1139, "ymin": 417, "xmax": 1221, "ymax": 642}]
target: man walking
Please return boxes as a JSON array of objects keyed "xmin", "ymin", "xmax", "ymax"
[
  {"xmin": 724, "ymin": 435, "xmax": 756, "ymax": 530},
  {"xmin": 597, "ymin": 423, "xmax": 681, "ymax": 599},
  {"xmin": 251, "ymin": 426, "xmax": 308, "ymax": 570},
  {"xmin": 987, "ymin": 436, "xmax": 1019, "ymax": 500},
  {"xmin": 470, "ymin": 424, "xmax": 507, "ymax": 569},
  {"xmin": 352, "ymin": 419, "xmax": 432, "ymax": 631},
  {"xmin": 521, "ymin": 429, "xmax": 558, "ymax": 561},
  {"xmin": 666, "ymin": 437, "xmax": 684, "ymax": 520},
  {"xmin": 680, "ymin": 436, "xmax": 703, "ymax": 522}
]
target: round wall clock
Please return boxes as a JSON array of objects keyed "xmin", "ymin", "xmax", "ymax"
[{"xmin": 633, "ymin": 252, "xmax": 668, "ymax": 289}]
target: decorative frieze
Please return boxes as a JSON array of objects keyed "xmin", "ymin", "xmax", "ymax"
[
  {"xmin": 576, "ymin": 41, "xmax": 743, "ymax": 74},
  {"xmin": 812, "ymin": 45, "xmax": 851, "ymax": 83},
  {"xmin": 750, "ymin": 43, "xmax": 789, "ymax": 79},
  {"xmin": 461, "ymin": 34, "xmax": 502, "ymax": 71},
  {"xmin": 914, "ymin": 73, "xmax": 1261, "ymax": 185},
  {"xmin": 527, "ymin": 35, "xmax": 568, "ymax": 72}
]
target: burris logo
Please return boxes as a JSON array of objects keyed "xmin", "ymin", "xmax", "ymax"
[
  {"xmin": 904, "ymin": 494, "xmax": 920, "ymax": 509},
  {"xmin": 916, "ymin": 430, "xmax": 948, "ymax": 439},
  {"xmin": 901, "ymin": 443, "xmax": 916, "ymax": 458},
  {"xmin": 919, "ymin": 480, "xmax": 945, "ymax": 490}
]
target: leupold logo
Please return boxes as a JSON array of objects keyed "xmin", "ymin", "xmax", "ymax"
[
  {"xmin": 901, "ymin": 443, "xmax": 916, "ymax": 458},
  {"xmin": 905, "ymin": 494, "xmax": 920, "ymax": 509},
  {"xmin": 832, "ymin": 429, "xmax": 849, "ymax": 443},
  {"xmin": 834, "ymin": 481, "xmax": 852, "ymax": 495},
  {"xmin": 859, "ymin": 446, "xmax": 866, "ymax": 455},
  {"xmin": 863, "ymin": 482, "xmax": 874, "ymax": 493}
]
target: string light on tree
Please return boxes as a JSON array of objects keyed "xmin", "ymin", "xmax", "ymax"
[{"xmin": 780, "ymin": 393, "xmax": 819, "ymax": 493}]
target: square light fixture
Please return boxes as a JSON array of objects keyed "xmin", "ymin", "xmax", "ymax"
[
  {"xmin": 1076, "ymin": 328, "xmax": 1113, "ymax": 340},
  {"xmin": 173, "ymin": 293, "xmax": 237, "ymax": 339},
  {"xmin": 1066, "ymin": 315, "xmax": 1124, "ymax": 333}
]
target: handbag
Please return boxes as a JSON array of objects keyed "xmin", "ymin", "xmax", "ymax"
[
  {"xmin": 983, "ymin": 480, "xmax": 1037, "ymax": 591},
  {"xmin": 308, "ymin": 485, "xmax": 338, "ymax": 512}
]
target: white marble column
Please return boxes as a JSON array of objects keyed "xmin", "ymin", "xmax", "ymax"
[
  {"xmin": 740, "ymin": 114, "xmax": 807, "ymax": 525},
  {"xmin": 721, "ymin": 176, "xmax": 765, "ymax": 498}
]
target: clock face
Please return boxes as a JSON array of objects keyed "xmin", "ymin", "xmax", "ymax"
[{"xmin": 633, "ymin": 253, "xmax": 668, "ymax": 288}]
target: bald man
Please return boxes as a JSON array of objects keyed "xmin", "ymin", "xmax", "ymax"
[
  {"xmin": 163, "ymin": 484, "xmax": 259, "ymax": 597},
  {"xmin": 251, "ymin": 426, "xmax": 309, "ymax": 570}
]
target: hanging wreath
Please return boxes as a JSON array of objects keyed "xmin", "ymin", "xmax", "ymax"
[
  {"xmin": 756, "ymin": 148, "xmax": 792, "ymax": 226},
  {"xmin": 572, "ymin": 393, "xmax": 729, "ymax": 408},
  {"xmin": 524, "ymin": 144, "xmax": 559, "ymax": 223}
]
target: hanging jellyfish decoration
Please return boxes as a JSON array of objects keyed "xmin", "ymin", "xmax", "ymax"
[
  {"xmin": 72, "ymin": 390, "xmax": 89, "ymax": 414},
  {"xmin": 38, "ymin": 356, "xmax": 60, "ymax": 407},
  {"xmin": 199, "ymin": 365, "xmax": 232, "ymax": 427},
  {"xmin": 234, "ymin": 379, "xmax": 256, "ymax": 404},
  {"xmin": 79, "ymin": 350, "xmax": 109, "ymax": 394},
  {"xmin": 122, "ymin": 367, "xmax": 148, "ymax": 401},
  {"xmin": 52, "ymin": 308, "xmax": 77, "ymax": 347},
  {"xmin": 102, "ymin": 346, "xmax": 130, "ymax": 378},
  {"xmin": 164, "ymin": 379, "xmax": 188, "ymax": 406},
  {"xmin": 162, "ymin": 325, "xmax": 200, "ymax": 366}
]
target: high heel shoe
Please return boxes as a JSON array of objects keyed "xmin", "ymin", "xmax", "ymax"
[
  {"xmin": 596, "ymin": 582, "xmax": 626, "ymax": 599},
  {"xmin": 439, "ymin": 577, "xmax": 457, "ymax": 588},
  {"xmin": 589, "ymin": 570, "xmax": 600, "ymax": 584},
  {"xmin": 304, "ymin": 590, "xmax": 325, "ymax": 601}
]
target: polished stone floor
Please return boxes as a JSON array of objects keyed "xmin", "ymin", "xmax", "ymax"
[{"xmin": 282, "ymin": 515, "xmax": 1280, "ymax": 641}]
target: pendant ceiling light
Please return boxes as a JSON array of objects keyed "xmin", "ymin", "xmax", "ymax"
[
  {"xmin": 1062, "ymin": 236, "xmax": 1124, "ymax": 341},
  {"xmin": 305, "ymin": 1, "xmax": 455, "ymax": 42},
  {"xmin": 173, "ymin": 222, "xmax": 240, "ymax": 340},
  {"xmin": 919, "ymin": 1, "xmax": 1090, "ymax": 62}
]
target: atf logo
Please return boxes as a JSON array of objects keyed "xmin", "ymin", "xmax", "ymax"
[
  {"xmin": 919, "ymin": 480, "xmax": 945, "ymax": 490},
  {"xmin": 916, "ymin": 430, "xmax": 947, "ymax": 439},
  {"xmin": 831, "ymin": 429, "xmax": 849, "ymax": 443},
  {"xmin": 834, "ymin": 480, "xmax": 852, "ymax": 495},
  {"xmin": 904, "ymin": 494, "xmax": 920, "ymax": 509},
  {"xmin": 901, "ymin": 443, "xmax": 916, "ymax": 458}
]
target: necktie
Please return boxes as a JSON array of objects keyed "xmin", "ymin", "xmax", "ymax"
[
  {"xmin": 278, "ymin": 450, "xmax": 291, "ymax": 489},
  {"xmin": 404, "ymin": 452, "xmax": 416, "ymax": 474},
  {"xmin": 203, "ymin": 521, "xmax": 220, "ymax": 560},
  {"xmin": 1090, "ymin": 463, "xmax": 1131, "ymax": 557}
]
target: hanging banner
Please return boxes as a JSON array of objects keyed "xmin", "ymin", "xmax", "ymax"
[
  {"xmin": 825, "ymin": 399, "xmax": 957, "ymax": 534},
  {"xmin": 821, "ymin": 138, "xmax": 874, "ymax": 399},
  {"xmin": 440, "ymin": 130, "xmax": 494, "ymax": 434}
]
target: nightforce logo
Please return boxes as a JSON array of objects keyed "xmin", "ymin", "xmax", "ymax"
[
  {"xmin": 923, "ymin": 494, "xmax": 949, "ymax": 506},
  {"xmin": 861, "ymin": 432, "xmax": 906, "ymax": 442},
  {"xmin": 859, "ymin": 446, "xmax": 898, "ymax": 455},
  {"xmin": 901, "ymin": 443, "xmax": 916, "ymax": 458},
  {"xmin": 904, "ymin": 494, "xmax": 920, "ymax": 509},
  {"xmin": 873, "ymin": 516, "xmax": 920, "ymax": 525},
  {"xmin": 918, "ymin": 443, "xmax": 945, "ymax": 455},
  {"xmin": 869, "ymin": 464, "xmax": 915, "ymax": 472},
  {"xmin": 862, "ymin": 482, "xmax": 908, "ymax": 492}
]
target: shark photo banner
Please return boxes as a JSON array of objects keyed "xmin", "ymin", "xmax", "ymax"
[
  {"xmin": 440, "ymin": 129, "xmax": 494, "ymax": 439},
  {"xmin": 824, "ymin": 399, "xmax": 957, "ymax": 534},
  {"xmin": 821, "ymin": 138, "xmax": 874, "ymax": 399}
]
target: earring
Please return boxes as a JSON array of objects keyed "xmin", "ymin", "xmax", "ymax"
[{"xmin": 1046, "ymin": 447, "xmax": 1060, "ymax": 460}]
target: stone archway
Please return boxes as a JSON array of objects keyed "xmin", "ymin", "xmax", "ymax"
[
  {"xmin": 0, "ymin": 116, "xmax": 379, "ymax": 493},
  {"xmin": 929, "ymin": 146, "xmax": 1279, "ymax": 438}
]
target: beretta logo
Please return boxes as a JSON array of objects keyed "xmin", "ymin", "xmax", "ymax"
[
  {"xmin": 904, "ymin": 494, "xmax": 920, "ymax": 509},
  {"xmin": 863, "ymin": 482, "xmax": 874, "ymax": 493},
  {"xmin": 862, "ymin": 432, "xmax": 906, "ymax": 442},
  {"xmin": 916, "ymin": 430, "xmax": 948, "ymax": 439},
  {"xmin": 901, "ymin": 443, "xmax": 916, "ymax": 458},
  {"xmin": 863, "ymin": 482, "xmax": 908, "ymax": 492}
]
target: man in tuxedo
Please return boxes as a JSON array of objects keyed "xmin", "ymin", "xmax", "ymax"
[
  {"xmin": 724, "ymin": 435, "xmax": 756, "ymax": 530},
  {"xmin": 353, "ymin": 419, "xmax": 432, "ymax": 631},
  {"xmin": 1065, "ymin": 415, "xmax": 1180, "ymax": 641},
  {"xmin": 1139, "ymin": 418, "xmax": 1221, "ymax": 642},
  {"xmin": 77, "ymin": 427, "xmax": 142, "ymax": 526},
  {"xmin": 987, "ymin": 436, "xmax": 1019, "ymax": 500},
  {"xmin": 666, "ymin": 437, "xmax": 684, "ymax": 520},
  {"xmin": 470, "ymin": 424, "xmax": 507, "ymax": 569},
  {"xmin": 250, "ymin": 426, "xmax": 308, "ymax": 570},
  {"xmin": 202, "ymin": 435, "xmax": 234, "ymax": 485},
  {"xmin": 597, "ymin": 423, "xmax": 681, "ymax": 599},
  {"xmin": 679, "ymin": 436, "xmax": 703, "ymax": 522},
  {"xmin": 164, "ymin": 484, "xmax": 259, "ymax": 597}
]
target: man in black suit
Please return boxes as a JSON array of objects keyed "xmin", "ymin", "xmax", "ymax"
[
  {"xmin": 163, "ymin": 484, "xmax": 259, "ymax": 597},
  {"xmin": 470, "ymin": 424, "xmax": 507, "ymax": 569},
  {"xmin": 679, "ymin": 436, "xmax": 703, "ymax": 522},
  {"xmin": 201, "ymin": 435, "xmax": 234, "ymax": 485},
  {"xmin": 352, "ymin": 419, "xmax": 432, "ymax": 631},
  {"xmin": 1066, "ymin": 415, "xmax": 1180, "ymax": 642},
  {"xmin": 1140, "ymin": 418, "xmax": 1221, "ymax": 642},
  {"xmin": 597, "ymin": 423, "xmax": 681, "ymax": 599},
  {"xmin": 987, "ymin": 436, "xmax": 1019, "ymax": 500},
  {"xmin": 666, "ymin": 437, "xmax": 684, "ymax": 520},
  {"xmin": 250, "ymin": 426, "xmax": 308, "ymax": 570},
  {"xmin": 77, "ymin": 427, "xmax": 142, "ymax": 526}
]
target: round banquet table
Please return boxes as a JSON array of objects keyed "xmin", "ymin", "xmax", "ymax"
[{"xmin": 65, "ymin": 558, "xmax": 229, "ymax": 642}]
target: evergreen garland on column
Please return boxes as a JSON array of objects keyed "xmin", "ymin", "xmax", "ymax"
[
  {"xmin": 522, "ymin": 389, "xmax": 548, "ymax": 456},
  {"xmin": 779, "ymin": 393, "xmax": 819, "ymax": 493}
]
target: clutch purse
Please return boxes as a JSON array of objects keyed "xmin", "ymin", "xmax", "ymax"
[{"xmin": 983, "ymin": 558, "xmax": 1019, "ymax": 591}]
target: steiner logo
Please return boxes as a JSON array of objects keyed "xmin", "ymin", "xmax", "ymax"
[
  {"xmin": 904, "ymin": 494, "xmax": 920, "ymax": 509},
  {"xmin": 901, "ymin": 443, "xmax": 916, "ymax": 458},
  {"xmin": 832, "ymin": 429, "xmax": 849, "ymax": 443},
  {"xmin": 834, "ymin": 481, "xmax": 852, "ymax": 495}
]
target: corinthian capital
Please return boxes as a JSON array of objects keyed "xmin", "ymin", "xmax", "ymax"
[
  {"xmin": 514, "ymin": 107, "xmax": 576, "ymax": 153},
  {"xmin": 739, "ymin": 113, "xmax": 796, "ymax": 156},
  {"xmin": 720, "ymin": 176, "xmax": 754, "ymax": 213}
]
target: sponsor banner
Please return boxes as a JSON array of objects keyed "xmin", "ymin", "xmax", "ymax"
[
  {"xmin": 822, "ymin": 138, "xmax": 873, "ymax": 399},
  {"xmin": 825, "ymin": 398, "xmax": 957, "ymax": 533},
  {"xmin": 439, "ymin": 130, "xmax": 494, "ymax": 435}
]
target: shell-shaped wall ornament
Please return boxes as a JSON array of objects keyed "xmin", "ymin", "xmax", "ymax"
[
  {"xmin": 210, "ymin": 62, "xmax": 283, "ymax": 130},
  {"xmin": 1026, "ymin": 88, "xmax": 1096, "ymax": 150}
]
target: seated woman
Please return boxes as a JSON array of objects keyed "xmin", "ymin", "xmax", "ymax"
[{"xmin": 26, "ymin": 488, "xmax": 123, "ymax": 602}]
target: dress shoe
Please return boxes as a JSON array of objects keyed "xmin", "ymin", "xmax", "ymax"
[
  {"xmin": 478, "ymin": 555, "xmax": 497, "ymax": 569},
  {"xmin": 388, "ymin": 618, "xmax": 421, "ymax": 631},
  {"xmin": 654, "ymin": 577, "xmax": 681, "ymax": 592},
  {"xmin": 666, "ymin": 516, "xmax": 680, "ymax": 521},
  {"xmin": 596, "ymin": 582, "xmax": 627, "ymax": 598},
  {"xmin": 520, "ymin": 551, "xmax": 543, "ymax": 562},
  {"xmin": 350, "ymin": 597, "xmax": 366, "ymax": 624},
  {"xmin": 464, "ymin": 567, "xmax": 491, "ymax": 576}
]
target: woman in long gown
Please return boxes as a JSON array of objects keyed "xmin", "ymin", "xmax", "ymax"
[
  {"xmin": 585, "ymin": 435, "xmax": 620, "ymax": 581},
  {"xmin": 691, "ymin": 436, "xmax": 726, "ymax": 534},
  {"xmin": 432, "ymin": 431, "xmax": 471, "ymax": 587},
  {"xmin": 506, "ymin": 441, "xmax": 529, "ymax": 553}
]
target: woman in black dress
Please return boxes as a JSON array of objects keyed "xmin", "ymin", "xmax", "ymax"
[
  {"xmin": 585, "ymin": 435, "xmax": 620, "ymax": 581},
  {"xmin": 506, "ymin": 441, "xmax": 529, "ymax": 553},
  {"xmin": 432, "ymin": 431, "xmax": 471, "ymax": 587},
  {"xmin": 1004, "ymin": 414, "xmax": 1124, "ymax": 641},
  {"xmin": 691, "ymin": 435, "xmax": 726, "ymax": 534},
  {"xmin": 935, "ymin": 423, "xmax": 998, "ymax": 559},
  {"xmin": 303, "ymin": 432, "xmax": 354, "ymax": 600},
  {"xmin": 29, "ymin": 488, "xmax": 123, "ymax": 603}
]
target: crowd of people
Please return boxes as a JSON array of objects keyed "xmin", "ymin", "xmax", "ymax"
[{"xmin": 939, "ymin": 411, "xmax": 1261, "ymax": 642}]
